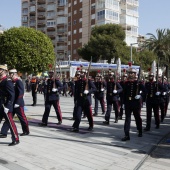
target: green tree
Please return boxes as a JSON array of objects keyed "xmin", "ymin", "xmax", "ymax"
[
  {"xmin": 77, "ymin": 24, "xmax": 129, "ymax": 63},
  {"xmin": 0, "ymin": 27, "xmax": 55, "ymax": 74}
]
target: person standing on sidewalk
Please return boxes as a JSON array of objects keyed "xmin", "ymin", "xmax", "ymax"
[
  {"xmin": 122, "ymin": 66, "xmax": 145, "ymax": 141},
  {"xmin": 0, "ymin": 69, "xmax": 30, "ymax": 137},
  {"xmin": 30, "ymin": 75, "xmax": 38, "ymax": 106},
  {"xmin": 0, "ymin": 65, "xmax": 19, "ymax": 146},
  {"xmin": 39, "ymin": 70, "xmax": 63, "ymax": 126}
]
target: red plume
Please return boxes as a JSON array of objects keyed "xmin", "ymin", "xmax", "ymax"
[
  {"xmin": 97, "ymin": 70, "xmax": 100, "ymax": 73},
  {"xmin": 128, "ymin": 62, "xmax": 132, "ymax": 67},
  {"xmin": 148, "ymin": 68, "xmax": 151, "ymax": 71},
  {"xmin": 123, "ymin": 69, "xmax": 126, "ymax": 73},
  {"xmin": 48, "ymin": 64, "xmax": 53, "ymax": 68},
  {"xmin": 77, "ymin": 67, "xmax": 80, "ymax": 70}
]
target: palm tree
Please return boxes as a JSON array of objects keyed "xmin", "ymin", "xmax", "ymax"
[{"xmin": 144, "ymin": 29, "xmax": 169, "ymax": 65}]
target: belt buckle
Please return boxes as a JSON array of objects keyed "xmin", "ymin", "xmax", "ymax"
[
  {"xmin": 110, "ymin": 93, "xmax": 112, "ymax": 96},
  {"xmin": 48, "ymin": 90, "xmax": 50, "ymax": 93},
  {"xmin": 80, "ymin": 93, "xmax": 82, "ymax": 96},
  {"xmin": 150, "ymin": 94, "xmax": 153, "ymax": 97},
  {"xmin": 129, "ymin": 97, "xmax": 132, "ymax": 100}
]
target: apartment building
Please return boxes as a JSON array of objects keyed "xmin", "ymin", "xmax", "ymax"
[{"xmin": 21, "ymin": 0, "xmax": 139, "ymax": 61}]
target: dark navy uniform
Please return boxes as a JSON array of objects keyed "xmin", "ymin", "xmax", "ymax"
[
  {"xmin": 123, "ymin": 79, "xmax": 145, "ymax": 140},
  {"xmin": 72, "ymin": 78, "xmax": 96, "ymax": 131},
  {"xmin": 0, "ymin": 76, "xmax": 19, "ymax": 144},
  {"xmin": 1, "ymin": 77, "xmax": 29, "ymax": 136},
  {"xmin": 145, "ymin": 81, "xmax": 163, "ymax": 130},
  {"xmin": 93, "ymin": 80, "xmax": 106, "ymax": 115},
  {"xmin": 40, "ymin": 78, "xmax": 63, "ymax": 125},
  {"xmin": 104, "ymin": 80, "xmax": 123, "ymax": 123}
]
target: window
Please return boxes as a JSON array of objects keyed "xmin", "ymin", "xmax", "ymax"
[
  {"xmin": 97, "ymin": 10, "xmax": 105, "ymax": 20},
  {"xmin": 73, "ymin": 49, "xmax": 76, "ymax": 54},
  {"xmin": 91, "ymin": 14, "xmax": 95, "ymax": 20},
  {"xmin": 79, "ymin": 8, "xmax": 82, "ymax": 12},
  {"xmin": 68, "ymin": 41, "xmax": 71, "ymax": 45},
  {"xmin": 106, "ymin": 10, "xmax": 119, "ymax": 21},
  {"xmin": 73, "ymin": 20, "xmax": 76, "ymax": 25},
  {"xmin": 79, "ymin": 38, "xmax": 82, "ymax": 43},
  {"xmin": 79, "ymin": 18, "xmax": 82, "ymax": 23},
  {"xmin": 73, "ymin": 29, "xmax": 77, "ymax": 34},
  {"xmin": 74, "ymin": 10, "xmax": 77, "ymax": 15},
  {"xmin": 91, "ymin": 3, "xmax": 95, "ymax": 10},
  {"xmin": 22, "ymin": 16, "xmax": 28, "ymax": 22},
  {"xmin": 74, "ymin": 0, "xmax": 77, "ymax": 5},
  {"xmin": 73, "ymin": 40, "xmax": 76, "ymax": 44},
  {"xmin": 68, "ymin": 31, "xmax": 71, "ymax": 35},
  {"xmin": 79, "ymin": 28, "xmax": 82, "ymax": 33},
  {"xmin": 79, "ymin": 0, "xmax": 82, "ymax": 2},
  {"xmin": 47, "ymin": 4, "xmax": 55, "ymax": 11},
  {"xmin": 47, "ymin": 20, "xmax": 56, "ymax": 27}
]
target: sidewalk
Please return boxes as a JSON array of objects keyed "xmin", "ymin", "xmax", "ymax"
[{"xmin": 0, "ymin": 92, "xmax": 170, "ymax": 170}]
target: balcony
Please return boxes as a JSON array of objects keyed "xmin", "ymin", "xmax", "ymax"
[
  {"xmin": 56, "ymin": 46, "xmax": 67, "ymax": 50},
  {"xmin": 48, "ymin": 35, "xmax": 55, "ymax": 40},
  {"xmin": 29, "ymin": 11, "xmax": 36, "ymax": 16},
  {"xmin": 56, "ymin": 37, "xmax": 67, "ymax": 42},
  {"xmin": 47, "ymin": 0, "xmax": 56, "ymax": 3},
  {"xmin": 38, "ymin": 22, "xmax": 46, "ymax": 27},
  {"xmin": 57, "ymin": 29, "xmax": 67, "ymax": 34},
  {"xmin": 37, "ymin": 0, "xmax": 46, "ymax": 4},
  {"xmin": 47, "ymin": 27, "xmax": 56, "ymax": 31},
  {"xmin": 126, "ymin": 0, "xmax": 139, "ymax": 6},
  {"xmin": 37, "ymin": 6, "xmax": 45, "ymax": 12},
  {"xmin": 30, "ymin": 1, "xmax": 36, "ymax": 6},
  {"xmin": 38, "ymin": 15, "xmax": 46, "ymax": 20}
]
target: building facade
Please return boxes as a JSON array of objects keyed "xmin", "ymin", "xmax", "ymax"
[{"xmin": 21, "ymin": 0, "xmax": 139, "ymax": 61}]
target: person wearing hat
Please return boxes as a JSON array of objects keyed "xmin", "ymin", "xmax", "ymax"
[
  {"xmin": 144, "ymin": 71, "xmax": 163, "ymax": 131},
  {"xmin": 0, "ymin": 65, "xmax": 19, "ymax": 146},
  {"xmin": 122, "ymin": 66, "xmax": 146, "ymax": 141},
  {"xmin": 39, "ymin": 70, "xmax": 63, "ymax": 126},
  {"xmin": 0, "ymin": 68, "xmax": 30, "ymax": 137},
  {"xmin": 103, "ymin": 69, "xmax": 123, "ymax": 124},
  {"xmin": 93, "ymin": 70, "xmax": 106, "ymax": 116},
  {"xmin": 30, "ymin": 74, "xmax": 38, "ymax": 106},
  {"xmin": 71, "ymin": 67, "xmax": 97, "ymax": 132}
]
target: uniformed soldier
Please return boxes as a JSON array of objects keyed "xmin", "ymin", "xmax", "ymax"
[
  {"xmin": 39, "ymin": 70, "xmax": 63, "ymax": 126},
  {"xmin": 103, "ymin": 69, "xmax": 123, "ymax": 124},
  {"xmin": 71, "ymin": 68, "xmax": 96, "ymax": 132},
  {"xmin": 0, "ymin": 65, "xmax": 19, "ymax": 146},
  {"xmin": 30, "ymin": 75, "xmax": 38, "ymax": 106},
  {"xmin": 1, "ymin": 69, "xmax": 29, "ymax": 136},
  {"xmin": 119, "ymin": 70, "xmax": 128, "ymax": 119},
  {"xmin": 144, "ymin": 72, "xmax": 163, "ymax": 131},
  {"xmin": 122, "ymin": 67, "xmax": 145, "ymax": 141},
  {"xmin": 93, "ymin": 71, "xmax": 106, "ymax": 116}
]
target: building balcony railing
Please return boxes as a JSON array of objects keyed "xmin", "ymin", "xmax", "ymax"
[
  {"xmin": 56, "ymin": 37, "xmax": 67, "ymax": 42},
  {"xmin": 37, "ymin": 0, "xmax": 46, "ymax": 4},
  {"xmin": 48, "ymin": 35, "xmax": 55, "ymax": 40},
  {"xmin": 38, "ymin": 23, "xmax": 46, "ymax": 27},
  {"xmin": 56, "ymin": 46, "xmax": 67, "ymax": 50},
  {"xmin": 47, "ymin": 0, "xmax": 56, "ymax": 4},
  {"xmin": 47, "ymin": 32, "xmax": 56, "ymax": 36},
  {"xmin": 38, "ymin": 15, "xmax": 46, "ymax": 20},
  {"xmin": 57, "ymin": 29, "xmax": 67, "ymax": 33},
  {"xmin": 37, "ymin": 7, "xmax": 46, "ymax": 12},
  {"xmin": 47, "ymin": 27, "xmax": 56, "ymax": 31},
  {"xmin": 30, "ymin": 1, "xmax": 36, "ymax": 6},
  {"xmin": 125, "ymin": 0, "xmax": 139, "ymax": 6},
  {"xmin": 57, "ymin": 11, "xmax": 66, "ymax": 16},
  {"xmin": 47, "ymin": 15, "xmax": 56, "ymax": 19},
  {"xmin": 29, "ymin": 11, "xmax": 36, "ymax": 15}
]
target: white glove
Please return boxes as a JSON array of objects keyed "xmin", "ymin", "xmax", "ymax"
[
  {"xmin": 122, "ymin": 104, "xmax": 125, "ymax": 109},
  {"xmin": 113, "ymin": 90, "xmax": 117, "ymax": 94},
  {"xmin": 52, "ymin": 88, "xmax": 58, "ymax": 92},
  {"xmin": 14, "ymin": 104, "xmax": 19, "ymax": 108},
  {"xmin": 135, "ymin": 95, "xmax": 141, "ymax": 99},
  {"xmin": 143, "ymin": 102, "xmax": 146, "ymax": 106},
  {"xmin": 162, "ymin": 92, "xmax": 166, "ymax": 95},
  {"xmin": 156, "ymin": 92, "xmax": 161, "ymax": 96},
  {"xmin": 84, "ymin": 90, "xmax": 89, "ymax": 94},
  {"xmin": 101, "ymin": 88, "xmax": 104, "ymax": 92},
  {"xmin": 4, "ymin": 107, "xmax": 9, "ymax": 114}
]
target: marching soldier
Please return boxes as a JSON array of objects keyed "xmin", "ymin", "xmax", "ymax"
[
  {"xmin": 30, "ymin": 75, "xmax": 38, "ymax": 106},
  {"xmin": 103, "ymin": 69, "xmax": 123, "ymax": 124},
  {"xmin": 71, "ymin": 68, "xmax": 96, "ymax": 132},
  {"xmin": 122, "ymin": 66, "xmax": 145, "ymax": 141},
  {"xmin": 0, "ymin": 65, "xmax": 19, "ymax": 146},
  {"xmin": 93, "ymin": 71, "xmax": 106, "ymax": 116},
  {"xmin": 39, "ymin": 70, "xmax": 63, "ymax": 126},
  {"xmin": 119, "ymin": 70, "xmax": 128, "ymax": 119},
  {"xmin": 144, "ymin": 72, "xmax": 163, "ymax": 131},
  {"xmin": 1, "ymin": 69, "xmax": 29, "ymax": 137}
]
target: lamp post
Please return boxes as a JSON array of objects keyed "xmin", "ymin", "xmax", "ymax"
[{"xmin": 130, "ymin": 43, "xmax": 138, "ymax": 63}]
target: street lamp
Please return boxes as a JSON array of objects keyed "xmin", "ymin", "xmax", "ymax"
[{"xmin": 130, "ymin": 43, "xmax": 138, "ymax": 63}]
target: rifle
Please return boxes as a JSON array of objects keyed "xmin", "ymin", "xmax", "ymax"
[
  {"xmin": 85, "ymin": 57, "xmax": 92, "ymax": 91},
  {"xmin": 53, "ymin": 56, "xmax": 58, "ymax": 89},
  {"xmin": 114, "ymin": 58, "xmax": 121, "ymax": 90},
  {"xmin": 156, "ymin": 62, "xmax": 159, "ymax": 91}
]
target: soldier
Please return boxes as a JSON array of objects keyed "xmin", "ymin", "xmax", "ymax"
[
  {"xmin": 119, "ymin": 70, "xmax": 128, "ymax": 119},
  {"xmin": 30, "ymin": 75, "xmax": 38, "ymax": 106},
  {"xmin": 122, "ymin": 67, "xmax": 145, "ymax": 141},
  {"xmin": 0, "ymin": 69, "xmax": 29, "ymax": 137},
  {"xmin": 93, "ymin": 71, "xmax": 106, "ymax": 116},
  {"xmin": 144, "ymin": 72, "xmax": 163, "ymax": 131},
  {"xmin": 103, "ymin": 69, "xmax": 123, "ymax": 124},
  {"xmin": 39, "ymin": 70, "xmax": 63, "ymax": 126},
  {"xmin": 71, "ymin": 68, "xmax": 96, "ymax": 132},
  {"xmin": 0, "ymin": 65, "xmax": 19, "ymax": 146}
]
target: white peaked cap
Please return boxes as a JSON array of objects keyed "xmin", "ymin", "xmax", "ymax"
[{"xmin": 9, "ymin": 69, "xmax": 17, "ymax": 73}]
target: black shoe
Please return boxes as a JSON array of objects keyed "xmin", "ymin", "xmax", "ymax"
[
  {"xmin": 20, "ymin": 132, "xmax": 30, "ymax": 136},
  {"xmin": 38, "ymin": 122, "xmax": 47, "ymax": 127},
  {"xmin": 0, "ymin": 133, "xmax": 7, "ymax": 138},
  {"xmin": 70, "ymin": 128, "xmax": 79, "ymax": 133},
  {"xmin": 82, "ymin": 115, "xmax": 87, "ymax": 118},
  {"xmin": 161, "ymin": 118, "xmax": 164, "ymax": 122},
  {"xmin": 87, "ymin": 126, "xmax": 93, "ymax": 131},
  {"xmin": 103, "ymin": 121, "xmax": 109, "ymax": 125},
  {"xmin": 93, "ymin": 113, "xmax": 98, "ymax": 116},
  {"xmin": 118, "ymin": 116, "xmax": 122, "ymax": 120},
  {"xmin": 144, "ymin": 127, "xmax": 150, "ymax": 131},
  {"xmin": 8, "ymin": 140, "xmax": 20, "ymax": 146},
  {"xmin": 114, "ymin": 119, "xmax": 118, "ymax": 123},
  {"xmin": 102, "ymin": 112, "xmax": 105, "ymax": 115},
  {"xmin": 138, "ymin": 132, "xmax": 142, "ymax": 137},
  {"xmin": 121, "ymin": 136, "xmax": 130, "ymax": 141},
  {"xmin": 57, "ymin": 121, "xmax": 62, "ymax": 125},
  {"xmin": 31, "ymin": 104, "xmax": 36, "ymax": 106},
  {"xmin": 155, "ymin": 125, "xmax": 160, "ymax": 129}
]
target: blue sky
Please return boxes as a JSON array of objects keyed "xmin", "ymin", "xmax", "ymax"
[{"xmin": 0, "ymin": 0, "xmax": 170, "ymax": 36}]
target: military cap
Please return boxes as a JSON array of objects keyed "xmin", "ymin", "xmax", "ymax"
[
  {"xmin": 0, "ymin": 64, "xmax": 7, "ymax": 70},
  {"xmin": 9, "ymin": 69, "xmax": 17, "ymax": 73}
]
